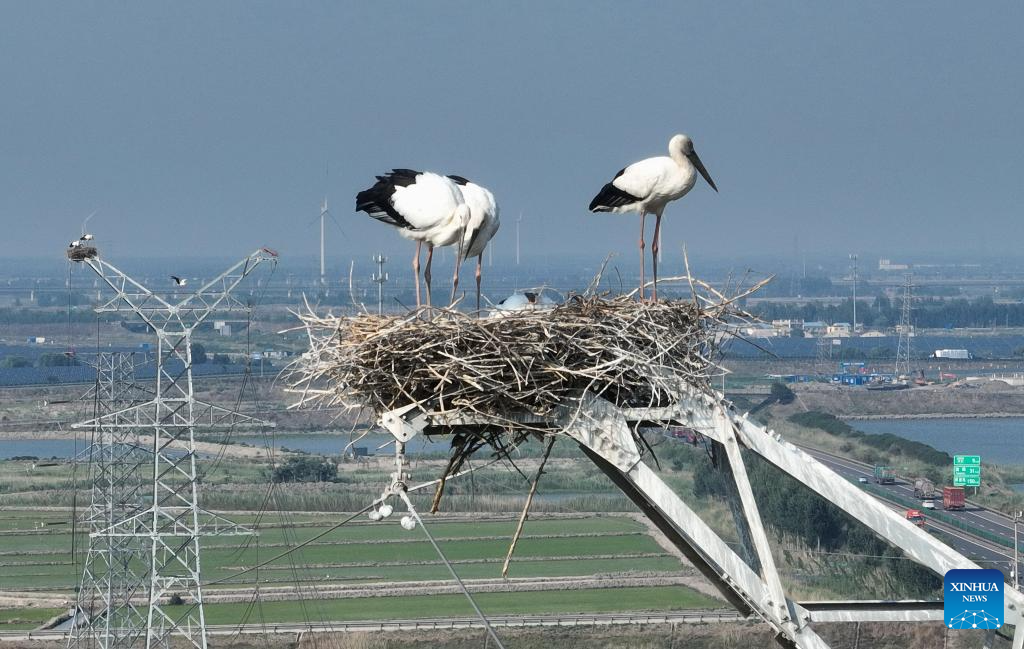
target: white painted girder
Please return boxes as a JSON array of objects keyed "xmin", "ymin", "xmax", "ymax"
[{"xmin": 379, "ymin": 387, "xmax": 1023, "ymax": 648}]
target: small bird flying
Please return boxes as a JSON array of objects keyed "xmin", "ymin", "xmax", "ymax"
[
  {"xmin": 589, "ymin": 133, "xmax": 717, "ymax": 301},
  {"xmin": 447, "ymin": 175, "xmax": 500, "ymax": 310},
  {"xmin": 356, "ymin": 169, "xmax": 471, "ymax": 307},
  {"xmin": 171, "ymin": 276, "xmax": 187, "ymax": 287}
]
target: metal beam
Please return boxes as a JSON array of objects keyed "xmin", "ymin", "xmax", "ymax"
[{"xmin": 376, "ymin": 389, "xmax": 1024, "ymax": 648}]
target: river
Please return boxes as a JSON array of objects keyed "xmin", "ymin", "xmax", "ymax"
[
  {"xmin": 6, "ymin": 419, "xmax": 1022, "ymax": 468},
  {"xmin": 850, "ymin": 417, "xmax": 1024, "ymax": 466}
]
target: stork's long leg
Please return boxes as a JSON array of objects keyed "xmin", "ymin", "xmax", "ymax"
[
  {"xmin": 638, "ymin": 212, "xmax": 647, "ymax": 301},
  {"xmin": 424, "ymin": 245, "xmax": 435, "ymax": 307},
  {"xmin": 652, "ymin": 212, "xmax": 663, "ymax": 302},
  {"xmin": 413, "ymin": 241, "xmax": 422, "ymax": 308},
  {"xmin": 475, "ymin": 254, "xmax": 483, "ymax": 314}
]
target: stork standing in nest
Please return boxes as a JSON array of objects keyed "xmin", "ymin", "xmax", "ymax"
[
  {"xmin": 589, "ymin": 134, "xmax": 718, "ymax": 301},
  {"xmin": 447, "ymin": 175, "xmax": 500, "ymax": 311},
  {"xmin": 356, "ymin": 169, "xmax": 471, "ymax": 307}
]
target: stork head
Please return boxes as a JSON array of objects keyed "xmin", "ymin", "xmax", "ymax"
[
  {"xmin": 671, "ymin": 133, "xmax": 718, "ymax": 193},
  {"xmin": 669, "ymin": 133, "xmax": 694, "ymax": 156}
]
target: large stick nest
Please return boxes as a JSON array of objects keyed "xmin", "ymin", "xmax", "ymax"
[{"xmin": 286, "ymin": 281, "xmax": 759, "ymax": 431}]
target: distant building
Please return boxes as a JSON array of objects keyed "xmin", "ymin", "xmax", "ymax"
[
  {"xmin": 894, "ymin": 324, "xmax": 916, "ymax": 336},
  {"xmin": 934, "ymin": 349, "xmax": 971, "ymax": 360},
  {"xmin": 742, "ymin": 324, "xmax": 779, "ymax": 338},
  {"xmin": 833, "ymin": 373, "xmax": 872, "ymax": 386},
  {"xmin": 261, "ymin": 349, "xmax": 294, "ymax": 360},
  {"xmin": 803, "ymin": 321, "xmax": 828, "ymax": 337},
  {"xmin": 771, "ymin": 319, "xmax": 804, "ymax": 337},
  {"xmin": 825, "ymin": 322, "xmax": 852, "ymax": 338},
  {"xmin": 878, "ymin": 258, "xmax": 910, "ymax": 271}
]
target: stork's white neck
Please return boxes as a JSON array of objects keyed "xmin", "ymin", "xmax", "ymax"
[{"xmin": 669, "ymin": 145, "xmax": 689, "ymax": 168}]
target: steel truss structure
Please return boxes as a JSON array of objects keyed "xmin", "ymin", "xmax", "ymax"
[
  {"xmin": 68, "ymin": 352, "xmax": 150, "ymax": 649},
  {"xmin": 895, "ymin": 273, "xmax": 913, "ymax": 378},
  {"xmin": 69, "ymin": 249, "xmax": 278, "ymax": 649},
  {"xmin": 378, "ymin": 387, "xmax": 1024, "ymax": 648}
]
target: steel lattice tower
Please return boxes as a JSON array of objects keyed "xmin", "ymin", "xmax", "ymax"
[
  {"xmin": 895, "ymin": 273, "xmax": 913, "ymax": 378},
  {"xmin": 69, "ymin": 352, "xmax": 149, "ymax": 649},
  {"xmin": 69, "ymin": 248, "xmax": 278, "ymax": 649}
]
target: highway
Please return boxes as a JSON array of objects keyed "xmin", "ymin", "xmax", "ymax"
[
  {"xmin": 803, "ymin": 447, "xmax": 1015, "ymax": 567},
  {"xmin": 0, "ymin": 610, "xmax": 746, "ymax": 641}
]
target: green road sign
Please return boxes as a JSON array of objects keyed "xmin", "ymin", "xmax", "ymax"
[
  {"xmin": 954, "ymin": 475, "xmax": 981, "ymax": 487},
  {"xmin": 953, "ymin": 455, "xmax": 982, "ymax": 487}
]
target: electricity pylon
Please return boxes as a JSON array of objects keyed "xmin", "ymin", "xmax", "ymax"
[
  {"xmin": 69, "ymin": 247, "xmax": 278, "ymax": 649},
  {"xmin": 68, "ymin": 352, "xmax": 149, "ymax": 649},
  {"xmin": 895, "ymin": 274, "xmax": 913, "ymax": 378}
]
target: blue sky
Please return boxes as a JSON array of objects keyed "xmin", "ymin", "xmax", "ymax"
[{"xmin": 1, "ymin": 2, "xmax": 1022, "ymax": 268}]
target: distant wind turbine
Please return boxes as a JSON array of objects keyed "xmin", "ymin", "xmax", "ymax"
[
  {"xmin": 81, "ymin": 209, "xmax": 98, "ymax": 237},
  {"xmin": 320, "ymin": 197, "xmax": 328, "ymax": 285},
  {"xmin": 515, "ymin": 213, "xmax": 522, "ymax": 266}
]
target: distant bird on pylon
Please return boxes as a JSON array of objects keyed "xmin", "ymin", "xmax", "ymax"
[
  {"xmin": 589, "ymin": 134, "xmax": 717, "ymax": 301},
  {"xmin": 356, "ymin": 169, "xmax": 471, "ymax": 307}
]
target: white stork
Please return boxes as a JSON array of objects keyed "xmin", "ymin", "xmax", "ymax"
[
  {"xmin": 447, "ymin": 175, "xmax": 500, "ymax": 310},
  {"xmin": 589, "ymin": 134, "xmax": 717, "ymax": 301},
  {"xmin": 171, "ymin": 275, "xmax": 187, "ymax": 287},
  {"xmin": 356, "ymin": 169, "xmax": 471, "ymax": 307}
]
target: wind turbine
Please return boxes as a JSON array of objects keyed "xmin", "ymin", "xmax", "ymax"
[
  {"xmin": 81, "ymin": 209, "xmax": 98, "ymax": 237},
  {"xmin": 515, "ymin": 213, "xmax": 522, "ymax": 266},
  {"xmin": 314, "ymin": 195, "xmax": 346, "ymax": 285},
  {"xmin": 320, "ymin": 197, "xmax": 328, "ymax": 285}
]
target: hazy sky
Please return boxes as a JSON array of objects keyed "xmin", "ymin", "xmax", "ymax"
[{"xmin": 2, "ymin": 2, "xmax": 1022, "ymax": 270}]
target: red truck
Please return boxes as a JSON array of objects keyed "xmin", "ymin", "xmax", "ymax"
[
  {"xmin": 905, "ymin": 509, "xmax": 926, "ymax": 527},
  {"xmin": 943, "ymin": 486, "xmax": 966, "ymax": 510}
]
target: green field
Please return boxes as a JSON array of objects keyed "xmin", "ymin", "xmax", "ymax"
[
  {"xmin": 191, "ymin": 586, "xmax": 720, "ymax": 625},
  {"xmin": 0, "ymin": 587, "xmax": 717, "ymax": 630},
  {"xmin": 0, "ymin": 511, "xmax": 680, "ymax": 593},
  {"xmin": 0, "ymin": 607, "xmax": 63, "ymax": 631},
  {"xmin": 0, "ymin": 508, "xmax": 716, "ymax": 631}
]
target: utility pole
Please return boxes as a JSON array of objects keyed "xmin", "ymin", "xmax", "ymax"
[
  {"xmin": 371, "ymin": 255, "xmax": 388, "ymax": 315},
  {"xmin": 849, "ymin": 253, "xmax": 858, "ymax": 335}
]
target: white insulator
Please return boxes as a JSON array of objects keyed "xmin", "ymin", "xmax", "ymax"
[
  {"xmin": 378, "ymin": 503, "xmax": 394, "ymax": 519},
  {"xmin": 368, "ymin": 510, "xmax": 383, "ymax": 522},
  {"xmin": 400, "ymin": 515, "xmax": 417, "ymax": 531}
]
